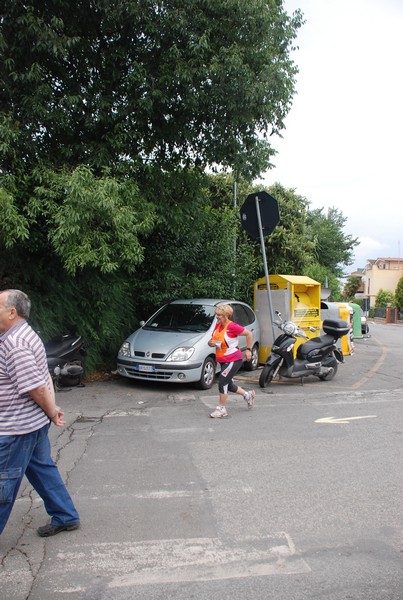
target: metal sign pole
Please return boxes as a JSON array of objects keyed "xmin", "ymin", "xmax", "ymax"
[
  {"xmin": 233, "ymin": 179, "xmax": 237, "ymax": 296},
  {"xmin": 255, "ymin": 195, "xmax": 276, "ymax": 343}
]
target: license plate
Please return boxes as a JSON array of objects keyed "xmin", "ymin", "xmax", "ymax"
[{"xmin": 135, "ymin": 364, "xmax": 156, "ymax": 373}]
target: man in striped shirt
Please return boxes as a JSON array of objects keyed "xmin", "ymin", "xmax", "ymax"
[{"xmin": 0, "ymin": 289, "xmax": 80, "ymax": 537}]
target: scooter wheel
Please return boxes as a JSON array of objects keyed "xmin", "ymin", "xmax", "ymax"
[
  {"xmin": 259, "ymin": 364, "xmax": 276, "ymax": 388},
  {"xmin": 318, "ymin": 357, "xmax": 338, "ymax": 381}
]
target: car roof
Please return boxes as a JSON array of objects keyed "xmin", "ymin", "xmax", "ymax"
[{"xmin": 168, "ymin": 298, "xmax": 246, "ymax": 306}]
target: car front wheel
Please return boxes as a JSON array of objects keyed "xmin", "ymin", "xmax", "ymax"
[
  {"xmin": 197, "ymin": 356, "xmax": 216, "ymax": 390},
  {"xmin": 244, "ymin": 344, "xmax": 259, "ymax": 371}
]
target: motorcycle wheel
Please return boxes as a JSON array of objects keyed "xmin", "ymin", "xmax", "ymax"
[
  {"xmin": 318, "ymin": 356, "xmax": 338, "ymax": 381},
  {"xmin": 259, "ymin": 364, "xmax": 277, "ymax": 388}
]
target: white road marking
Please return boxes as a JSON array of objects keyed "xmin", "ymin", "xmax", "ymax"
[
  {"xmin": 104, "ymin": 409, "xmax": 150, "ymax": 417},
  {"xmin": 54, "ymin": 533, "xmax": 310, "ymax": 588},
  {"xmin": 315, "ymin": 415, "xmax": 377, "ymax": 424}
]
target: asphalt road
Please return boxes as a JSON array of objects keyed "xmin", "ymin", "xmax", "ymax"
[{"xmin": 1, "ymin": 321, "xmax": 402, "ymax": 599}]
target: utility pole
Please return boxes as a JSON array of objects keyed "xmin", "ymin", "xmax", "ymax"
[{"xmin": 233, "ymin": 178, "xmax": 237, "ymax": 295}]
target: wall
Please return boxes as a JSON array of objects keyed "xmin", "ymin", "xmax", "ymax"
[{"xmin": 364, "ymin": 259, "xmax": 403, "ymax": 306}]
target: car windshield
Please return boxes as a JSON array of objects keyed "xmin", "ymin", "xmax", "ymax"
[{"xmin": 144, "ymin": 304, "xmax": 216, "ymax": 332}]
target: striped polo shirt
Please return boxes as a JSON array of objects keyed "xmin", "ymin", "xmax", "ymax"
[{"xmin": 0, "ymin": 321, "xmax": 50, "ymax": 435}]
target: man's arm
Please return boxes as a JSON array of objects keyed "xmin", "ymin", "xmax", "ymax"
[{"xmin": 28, "ymin": 375, "xmax": 65, "ymax": 427}]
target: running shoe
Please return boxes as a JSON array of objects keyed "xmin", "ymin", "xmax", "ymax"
[
  {"xmin": 244, "ymin": 390, "xmax": 255, "ymax": 409},
  {"xmin": 210, "ymin": 406, "xmax": 228, "ymax": 418}
]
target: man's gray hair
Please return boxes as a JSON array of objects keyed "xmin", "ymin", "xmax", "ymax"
[{"xmin": 5, "ymin": 289, "xmax": 31, "ymax": 319}]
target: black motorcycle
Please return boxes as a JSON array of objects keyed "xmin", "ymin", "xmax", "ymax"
[
  {"xmin": 259, "ymin": 311, "xmax": 349, "ymax": 388},
  {"xmin": 44, "ymin": 328, "xmax": 86, "ymax": 390}
]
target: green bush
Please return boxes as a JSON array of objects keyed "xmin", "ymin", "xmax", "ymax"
[{"xmin": 28, "ymin": 270, "xmax": 137, "ymax": 372}]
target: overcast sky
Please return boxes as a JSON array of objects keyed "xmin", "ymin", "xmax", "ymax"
[{"xmin": 260, "ymin": 0, "xmax": 403, "ymax": 272}]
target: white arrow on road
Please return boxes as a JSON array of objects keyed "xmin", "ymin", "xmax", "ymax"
[{"xmin": 315, "ymin": 415, "xmax": 377, "ymax": 424}]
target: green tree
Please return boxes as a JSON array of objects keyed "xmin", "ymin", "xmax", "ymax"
[
  {"xmin": 305, "ymin": 207, "xmax": 359, "ymax": 276},
  {"xmin": 1, "ymin": 0, "xmax": 303, "ymax": 178},
  {"xmin": 261, "ymin": 183, "xmax": 314, "ymax": 274},
  {"xmin": 130, "ymin": 170, "xmax": 262, "ymax": 311},
  {"xmin": 304, "ymin": 263, "xmax": 343, "ymax": 301},
  {"xmin": 394, "ymin": 277, "xmax": 403, "ymax": 310},
  {"xmin": 0, "ymin": 0, "xmax": 303, "ymax": 369},
  {"xmin": 125, "ymin": 173, "xmax": 357, "ymax": 352},
  {"xmin": 375, "ymin": 289, "xmax": 395, "ymax": 307},
  {"xmin": 27, "ymin": 166, "xmax": 155, "ymax": 275},
  {"xmin": 235, "ymin": 183, "xmax": 357, "ymax": 287},
  {"xmin": 343, "ymin": 275, "xmax": 361, "ymax": 299}
]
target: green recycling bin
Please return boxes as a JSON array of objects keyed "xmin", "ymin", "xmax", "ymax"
[{"xmin": 348, "ymin": 303, "xmax": 363, "ymax": 339}]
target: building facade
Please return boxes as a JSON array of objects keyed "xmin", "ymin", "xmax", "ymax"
[{"xmin": 364, "ymin": 257, "xmax": 403, "ymax": 307}]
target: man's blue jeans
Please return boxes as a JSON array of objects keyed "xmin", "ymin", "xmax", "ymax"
[{"xmin": 0, "ymin": 423, "xmax": 79, "ymax": 534}]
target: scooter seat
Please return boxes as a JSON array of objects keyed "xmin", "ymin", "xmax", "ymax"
[
  {"xmin": 297, "ymin": 334, "xmax": 334, "ymax": 359},
  {"xmin": 45, "ymin": 335, "xmax": 81, "ymax": 357}
]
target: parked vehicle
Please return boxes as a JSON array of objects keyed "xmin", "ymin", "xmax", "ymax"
[
  {"xmin": 259, "ymin": 311, "xmax": 349, "ymax": 388},
  {"xmin": 44, "ymin": 328, "xmax": 86, "ymax": 389},
  {"xmin": 361, "ymin": 311, "xmax": 369, "ymax": 334},
  {"xmin": 117, "ymin": 298, "xmax": 260, "ymax": 389},
  {"xmin": 321, "ymin": 300, "xmax": 369, "ymax": 335}
]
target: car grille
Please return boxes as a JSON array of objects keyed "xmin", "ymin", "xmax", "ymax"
[
  {"xmin": 124, "ymin": 366, "xmax": 173, "ymax": 380},
  {"xmin": 134, "ymin": 351, "xmax": 165, "ymax": 359}
]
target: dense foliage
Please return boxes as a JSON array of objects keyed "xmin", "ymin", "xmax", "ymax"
[
  {"xmin": 1, "ymin": 0, "xmax": 302, "ymax": 177},
  {"xmin": 395, "ymin": 277, "xmax": 403, "ymax": 311},
  {"xmin": 305, "ymin": 208, "xmax": 358, "ymax": 277},
  {"xmin": 343, "ymin": 275, "xmax": 362, "ymax": 300},
  {"xmin": 375, "ymin": 289, "xmax": 395, "ymax": 308},
  {"xmin": 0, "ymin": 2, "xmax": 358, "ymax": 371},
  {"xmin": 1, "ymin": 0, "xmax": 305, "ymax": 369}
]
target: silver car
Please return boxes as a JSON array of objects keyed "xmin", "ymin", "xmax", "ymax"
[{"xmin": 117, "ymin": 298, "xmax": 260, "ymax": 389}]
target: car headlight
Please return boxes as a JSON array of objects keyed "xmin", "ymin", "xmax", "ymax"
[
  {"xmin": 118, "ymin": 341, "xmax": 131, "ymax": 357},
  {"xmin": 167, "ymin": 347, "xmax": 195, "ymax": 362}
]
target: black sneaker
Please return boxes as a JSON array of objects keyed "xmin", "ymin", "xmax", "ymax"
[{"xmin": 37, "ymin": 523, "xmax": 80, "ymax": 537}]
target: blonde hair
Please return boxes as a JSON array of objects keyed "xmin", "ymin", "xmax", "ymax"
[{"xmin": 215, "ymin": 304, "xmax": 233, "ymax": 318}]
